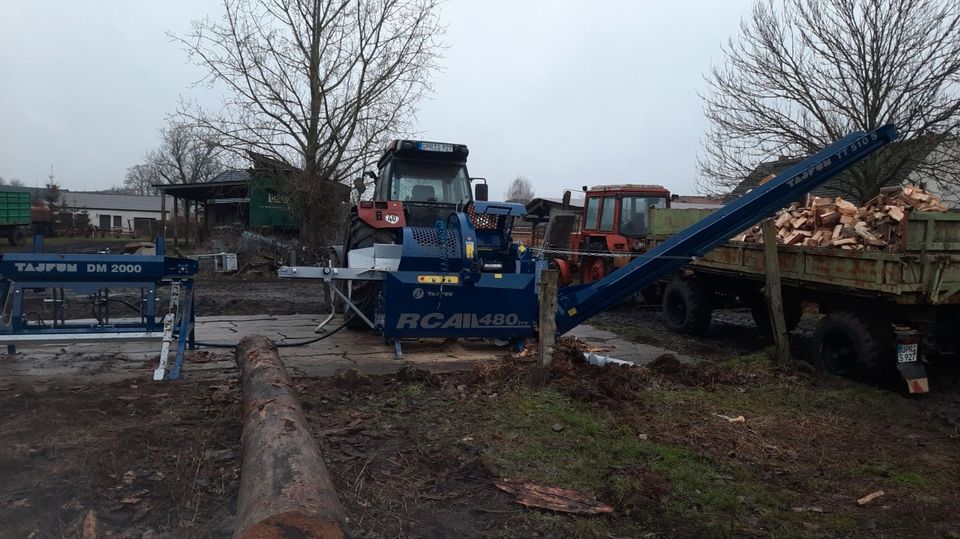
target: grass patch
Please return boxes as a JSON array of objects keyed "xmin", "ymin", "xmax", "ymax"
[{"xmin": 480, "ymin": 388, "xmax": 813, "ymax": 536}]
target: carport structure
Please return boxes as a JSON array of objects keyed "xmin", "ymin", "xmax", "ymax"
[{"xmin": 155, "ymin": 171, "xmax": 250, "ymax": 245}]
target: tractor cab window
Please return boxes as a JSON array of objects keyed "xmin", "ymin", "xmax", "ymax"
[
  {"xmin": 599, "ymin": 196, "xmax": 616, "ymax": 232},
  {"xmin": 619, "ymin": 196, "xmax": 667, "ymax": 236},
  {"xmin": 584, "ymin": 196, "xmax": 600, "ymax": 229},
  {"xmin": 391, "ymin": 161, "xmax": 470, "ymax": 204}
]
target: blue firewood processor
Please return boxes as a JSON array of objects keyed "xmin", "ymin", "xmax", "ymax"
[
  {"xmin": 279, "ymin": 128, "xmax": 899, "ymax": 357},
  {"xmin": 0, "ymin": 237, "xmax": 198, "ymax": 380}
]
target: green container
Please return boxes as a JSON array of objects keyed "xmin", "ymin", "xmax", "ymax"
[
  {"xmin": 0, "ymin": 190, "xmax": 32, "ymax": 227},
  {"xmin": 649, "ymin": 207, "xmax": 717, "ymax": 236},
  {"xmin": 248, "ymin": 174, "xmax": 298, "ymax": 228}
]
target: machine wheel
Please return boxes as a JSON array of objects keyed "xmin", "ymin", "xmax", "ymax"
[
  {"xmin": 342, "ymin": 215, "xmax": 395, "ymax": 330},
  {"xmin": 7, "ymin": 227, "xmax": 26, "ymax": 246},
  {"xmin": 662, "ymin": 277, "xmax": 713, "ymax": 335},
  {"xmin": 811, "ymin": 311, "xmax": 892, "ymax": 379},
  {"xmin": 749, "ymin": 293, "xmax": 802, "ymax": 333}
]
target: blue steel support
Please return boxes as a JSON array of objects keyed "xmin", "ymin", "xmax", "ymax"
[
  {"xmin": 168, "ymin": 279, "xmax": 195, "ymax": 380},
  {"xmin": 555, "ymin": 125, "xmax": 899, "ymax": 335}
]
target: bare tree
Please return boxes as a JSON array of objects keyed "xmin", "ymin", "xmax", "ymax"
[
  {"xmin": 175, "ymin": 0, "xmax": 442, "ymax": 244},
  {"xmin": 124, "ymin": 163, "xmax": 161, "ymax": 195},
  {"xmin": 8, "ymin": 179, "xmax": 24, "ymax": 187},
  {"xmin": 505, "ymin": 176, "xmax": 534, "ymax": 203},
  {"xmin": 149, "ymin": 124, "xmax": 226, "ymax": 186},
  {"xmin": 0, "ymin": 176, "xmax": 5, "ymax": 186},
  {"xmin": 700, "ymin": 0, "xmax": 960, "ymax": 202}
]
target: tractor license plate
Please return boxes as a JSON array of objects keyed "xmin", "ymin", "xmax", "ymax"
[
  {"xmin": 418, "ymin": 142, "xmax": 453, "ymax": 152},
  {"xmin": 897, "ymin": 343, "xmax": 919, "ymax": 363}
]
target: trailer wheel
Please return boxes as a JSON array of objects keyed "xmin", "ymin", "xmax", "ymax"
[
  {"xmin": 342, "ymin": 215, "xmax": 395, "ymax": 330},
  {"xmin": 749, "ymin": 294, "xmax": 802, "ymax": 333},
  {"xmin": 811, "ymin": 312, "xmax": 892, "ymax": 379},
  {"xmin": 662, "ymin": 277, "xmax": 713, "ymax": 335},
  {"xmin": 7, "ymin": 227, "xmax": 26, "ymax": 246}
]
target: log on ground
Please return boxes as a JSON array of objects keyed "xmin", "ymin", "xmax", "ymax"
[{"xmin": 234, "ymin": 335, "xmax": 347, "ymax": 539}]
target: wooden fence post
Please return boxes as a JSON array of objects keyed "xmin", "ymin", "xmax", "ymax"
[
  {"xmin": 536, "ymin": 269, "xmax": 559, "ymax": 385},
  {"xmin": 762, "ymin": 219, "xmax": 790, "ymax": 363}
]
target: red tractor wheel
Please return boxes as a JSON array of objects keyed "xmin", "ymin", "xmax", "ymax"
[
  {"xmin": 582, "ymin": 257, "xmax": 607, "ymax": 284},
  {"xmin": 553, "ymin": 258, "xmax": 572, "ymax": 285}
]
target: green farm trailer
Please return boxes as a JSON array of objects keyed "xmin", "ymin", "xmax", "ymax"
[
  {"xmin": 649, "ymin": 208, "xmax": 960, "ymax": 391},
  {"xmin": 0, "ymin": 190, "xmax": 33, "ymax": 246}
]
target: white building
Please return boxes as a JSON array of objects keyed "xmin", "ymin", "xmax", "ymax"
[{"xmin": 59, "ymin": 192, "xmax": 174, "ymax": 234}]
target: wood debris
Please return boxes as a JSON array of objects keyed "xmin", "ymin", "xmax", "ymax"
[
  {"xmin": 856, "ymin": 489, "xmax": 886, "ymax": 506},
  {"xmin": 731, "ymin": 185, "xmax": 948, "ymax": 251},
  {"xmin": 494, "ymin": 479, "xmax": 615, "ymax": 514}
]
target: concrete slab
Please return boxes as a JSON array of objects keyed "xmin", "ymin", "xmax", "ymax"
[
  {"xmin": 0, "ymin": 314, "xmax": 508, "ymax": 385},
  {"xmin": 0, "ymin": 316, "xmax": 694, "ymax": 385},
  {"xmin": 567, "ymin": 324, "xmax": 696, "ymax": 365}
]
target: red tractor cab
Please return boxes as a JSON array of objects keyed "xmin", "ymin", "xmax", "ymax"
[{"xmin": 555, "ymin": 184, "xmax": 671, "ymax": 285}]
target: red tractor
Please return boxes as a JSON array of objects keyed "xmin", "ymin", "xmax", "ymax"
[{"xmin": 553, "ymin": 184, "xmax": 671, "ymax": 287}]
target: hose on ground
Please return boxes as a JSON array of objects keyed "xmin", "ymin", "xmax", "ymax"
[{"xmin": 192, "ymin": 318, "xmax": 349, "ymax": 349}]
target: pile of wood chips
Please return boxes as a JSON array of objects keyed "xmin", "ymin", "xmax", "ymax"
[{"xmin": 733, "ymin": 185, "xmax": 949, "ymax": 251}]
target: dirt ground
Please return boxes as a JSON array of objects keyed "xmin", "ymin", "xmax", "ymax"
[
  {"xmin": 4, "ymin": 345, "xmax": 959, "ymax": 538},
  {"xmin": 0, "ymin": 248, "xmax": 959, "ymax": 537}
]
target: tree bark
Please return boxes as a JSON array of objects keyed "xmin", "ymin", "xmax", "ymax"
[{"xmin": 234, "ymin": 335, "xmax": 346, "ymax": 539}]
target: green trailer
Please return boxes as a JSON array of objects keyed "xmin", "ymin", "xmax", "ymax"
[
  {"xmin": 0, "ymin": 190, "xmax": 33, "ymax": 245},
  {"xmin": 649, "ymin": 209, "xmax": 960, "ymax": 391}
]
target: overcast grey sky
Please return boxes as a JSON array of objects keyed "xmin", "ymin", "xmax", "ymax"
[{"xmin": 0, "ymin": 0, "xmax": 754, "ymax": 198}]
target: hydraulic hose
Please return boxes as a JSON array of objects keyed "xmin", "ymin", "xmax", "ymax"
[{"xmin": 192, "ymin": 318, "xmax": 349, "ymax": 349}]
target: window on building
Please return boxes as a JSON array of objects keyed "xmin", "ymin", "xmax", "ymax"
[{"xmin": 113, "ymin": 215, "xmax": 122, "ymax": 228}]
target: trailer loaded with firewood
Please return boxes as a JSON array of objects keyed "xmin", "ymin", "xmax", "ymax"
[{"xmin": 649, "ymin": 186, "xmax": 959, "ymax": 393}]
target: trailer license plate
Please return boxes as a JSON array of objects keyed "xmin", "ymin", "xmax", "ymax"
[{"xmin": 897, "ymin": 343, "xmax": 918, "ymax": 363}]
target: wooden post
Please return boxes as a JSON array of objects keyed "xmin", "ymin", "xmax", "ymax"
[
  {"xmin": 762, "ymin": 219, "xmax": 790, "ymax": 363},
  {"xmin": 234, "ymin": 336, "xmax": 347, "ymax": 539},
  {"xmin": 536, "ymin": 269, "xmax": 559, "ymax": 385}
]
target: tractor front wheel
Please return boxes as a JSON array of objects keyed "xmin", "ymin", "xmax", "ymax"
[{"xmin": 342, "ymin": 215, "xmax": 395, "ymax": 330}]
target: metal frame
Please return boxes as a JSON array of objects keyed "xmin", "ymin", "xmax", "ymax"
[{"xmin": 0, "ymin": 236, "xmax": 198, "ymax": 380}]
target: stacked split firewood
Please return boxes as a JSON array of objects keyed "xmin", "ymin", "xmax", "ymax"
[{"xmin": 732, "ymin": 185, "xmax": 949, "ymax": 251}]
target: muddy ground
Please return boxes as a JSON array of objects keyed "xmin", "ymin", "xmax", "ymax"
[
  {"xmin": 3, "ymin": 347, "xmax": 959, "ymax": 538},
  {"xmin": 0, "ymin": 264, "xmax": 959, "ymax": 537}
]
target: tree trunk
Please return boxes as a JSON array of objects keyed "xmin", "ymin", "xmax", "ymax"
[{"xmin": 234, "ymin": 335, "xmax": 346, "ymax": 539}]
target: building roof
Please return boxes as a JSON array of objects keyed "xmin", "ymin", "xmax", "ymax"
[
  {"xmin": 210, "ymin": 169, "xmax": 251, "ymax": 183},
  {"xmin": 60, "ymin": 192, "xmax": 171, "ymax": 212}
]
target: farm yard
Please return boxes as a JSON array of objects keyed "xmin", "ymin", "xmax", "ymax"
[
  {"xmin": 4, "ymin": 0, "xmax": 960, "ymax": 537},
  {"xmin": 1, "ymin": 274, "xmax": 959, "ymax": 538}
]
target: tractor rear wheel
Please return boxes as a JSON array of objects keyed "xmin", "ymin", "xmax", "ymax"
[
  {"xmin": 662, "ymin": 277, "xmax": 713, "ymax": 335},
  {"xmin": 581, "ymin": 257, "xmax": 609, "ymax": 284},
  {"xmin": 342, "ymin": 215, "xmax": 395, "ymax": 330}
]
